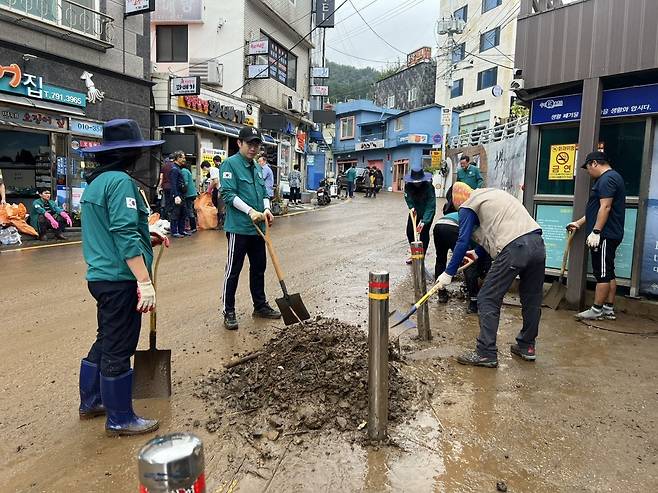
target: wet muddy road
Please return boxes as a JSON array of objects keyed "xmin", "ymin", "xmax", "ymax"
[{"xmin": 1, "ymin": 193, "xmax": 657, "ymax": 492}]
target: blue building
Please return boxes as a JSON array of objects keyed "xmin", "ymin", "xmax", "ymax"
[{"xmin": 333, "ymin": 100, "xmax": 459, "ymax": 191}]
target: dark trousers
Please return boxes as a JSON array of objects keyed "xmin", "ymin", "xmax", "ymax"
[
  {"xmin": 433, "ymin": 223, "xmax": 459, "ymax": 279},
  {"xmin": 211, "ymin": 188, "xmax": 225, "ymax": 227},
  {"xmin": 373, "ymin": 186, "xmax": 381, "ymax": 197},
  {"xmin": 364, "ymin": 186, "xmax": 372, "ymax": 197},
  {"xmin": 347, "ymin": 181, "xmax": 354, "ymax": 198},
  {"xmin": 406, "ymin": 215, "xmax": 432, "ymax": 253},
  {"xmin": 162, "ymin": 188, "xmax": 174, "ymax": 221},
  {"xmin": 171, "ymin": 196, "xmax": 187, "ymax": 235},
  {"xmin": 476, "ymin": 232, "xmax": 546, "ymax": 358},
  {"xmin": 222, "ymin": 232, "xmax": 267, "ymax": 313},
  {"xmin": 290, "ymin": 186, "xmax": 301, "ymax": 203},
  {"xmin": 464, "ymin": 256, "xmax": 491, "ymax": 300},
  {"xmin": 86, "ymin": 281, "xmax": 141, "ymax": 377},
  {"xmin": 37, "ymin": 215, "xmax": 66, "ymax": 237},
  {"xmin": 185, "ymin": 197, "xmax": 197, "ymax": 230}
]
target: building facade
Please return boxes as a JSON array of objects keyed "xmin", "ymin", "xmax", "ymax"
[
  {"xmin": 150, "ymin": 0, "xmax": 314, "ymax": 189},
  {"xmin": 436, "ymin": 0, "xmax": 519, "ymax": 133},
  {"xmin": 373, "ymin": 52, "xmax": 437, "ymax": 112},
  {"xmin": 0, "ymin": 1, "xmax": 152, "ymax": 223},
  {"xmin": 333, "ymin": 100, "xmax": 459, "ymax": 191},
  {"xmin": 515, "ymin": 0, "xmax": 658, "ymax": 302}
]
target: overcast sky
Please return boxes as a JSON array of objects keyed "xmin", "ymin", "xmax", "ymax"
[{"xmin": 324, "ymin": 0, "xmax": 441, "ymax": 70}]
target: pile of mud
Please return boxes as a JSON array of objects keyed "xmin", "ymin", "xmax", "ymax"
[{"xmin": 194, "ymin": 317, "xmax": 417, "ymax": 434}]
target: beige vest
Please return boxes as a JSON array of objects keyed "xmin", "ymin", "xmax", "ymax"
[{"xmin": 462, "ymin": 188, "xmax": 541, "ymax": 258}]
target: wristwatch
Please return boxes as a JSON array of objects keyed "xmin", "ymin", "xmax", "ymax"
[{"xmin": 593, "ymin": 228, "xmax": 601, "ymax": 234}]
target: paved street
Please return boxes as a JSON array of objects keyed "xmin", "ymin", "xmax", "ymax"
[{"xmin": 1, "ymin": 192, "xmax": 657, "ymax": 492}]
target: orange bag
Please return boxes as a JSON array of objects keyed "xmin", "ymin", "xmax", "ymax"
[
  {"xmin": 1, "ymin": 203, "xmax": 38, "ymax": 236},
  {"xmin": 194, "ymin": 192, "xmax": 218, "ymax": 230}
]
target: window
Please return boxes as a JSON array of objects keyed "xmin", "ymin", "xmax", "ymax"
[
  {"xmin": 452, "ymin": 43, "xmax": 466, "ymax": 64},
  {"xmin": 387, "ymin": 95, "xmax": 395, "ymax": 108},
  {"xmin": 454, "ymin": 5, "xmax": 468, "ymax": 22},
  {"xmin": 459, "ymin": 111, "xmax": 490, "ymax": 134},
  {"xmin": 340, "ymin": 116, "xmax": 355, "ymax": 140},
  {"xmin": 286, "ymin": 52, "xmax": 297, "ymax": 90},
  {"xmin": 477, "ymin": 66, "xmax": 498, "ymax": 90},
  {"xmin": 257, "ymin": 32, "xmax": 297, "ymax": 90},
  {"xmin": 480, "ymin": 27, "xmax": 500, "ymax": 52},
  {"xmin": 395, "ymin": 118, "xmax": 403, "ymax": 132},
  {"xmin": 156, "ymin": 25, "xmax": 188, "ymax": 62},
  {"xmin": 451, "ymin": 79, "xmax": 464, "ymax": 98},
  {"xmin": 482, "ymin": 0, "xmax": 502, "ymax": 13},
  {"xmin": 408, "ymin": 87, "xmax": 418, "ymax": 102}
]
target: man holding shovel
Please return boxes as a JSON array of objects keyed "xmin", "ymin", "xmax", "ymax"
[
  {"xmin": 220, "ymin": 126, "xmax": 281, "ymax": 330},
  {"xmin": 438, "ymin": 182, "xmax": 546, "ymax": 368},
  {"xmin": 78, "ymin": 119, "xmax": 167, "ymax": 436}
]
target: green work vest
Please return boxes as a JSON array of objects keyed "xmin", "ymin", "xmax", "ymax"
[
  {"xmin": 219, "ymin": 152, "xmax": 268, "ymax": 236},
  {"xmin": 80, "ymin": 170, "xmax": 153, "ymax": 282},
  {"xmin": 181, "ymin": 167, "xmax": 197, "ymax": 198}
]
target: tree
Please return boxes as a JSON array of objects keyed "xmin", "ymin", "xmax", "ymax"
[{"xmin": 326, "ymin": 60, "xmax": 381, "ymax": 102}]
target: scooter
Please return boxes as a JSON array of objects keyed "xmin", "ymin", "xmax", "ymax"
[{"xmin": 316, "ymin": 178, "xmax": 332, "ymax": 206}]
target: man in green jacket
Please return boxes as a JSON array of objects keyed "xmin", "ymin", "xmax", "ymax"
[
  {"xmin": 78, "ymin": 119, "xmax": 167, "ymax": 437},
  {"xmin": 29, "ymin": 188, "xmax": 72, "ymax": 240},
  {"xmin": 220, "ymin": 126, "xmax": 281, "ymax": 330},
  {"xmin": 345, "ymin": 164, "xmax": 357, "ymax": 198},
  {"xmin": 456, "ymin": 155, "xmax": 484, "ymax": 190}
]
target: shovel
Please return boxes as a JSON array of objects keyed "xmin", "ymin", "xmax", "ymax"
[
  {"xmin": 390, "ymin": 257, "xmax": 475, "ymax": 329},
  {"xmin": 543, "ymin": 230, "xmax": 575, "ymax": 310},
  {"xmin": 133, "ymin": 244, "xmax": 172, "ymax": 399},
  {"xmin": 254, "ymin": 221, "xmax": 311, "ymax": 326}
]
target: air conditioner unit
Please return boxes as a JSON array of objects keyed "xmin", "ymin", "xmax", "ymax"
[
  {"xmin": 189, "ymin": 59, "xmax": 224, "ymax": 86},
  {"xmin": 284, "ymin": 95, "xmax": 301, "ymax": 113},
  {"xmin": 301, "ymin": 99, "xmax": 311, "ymax": 115}
]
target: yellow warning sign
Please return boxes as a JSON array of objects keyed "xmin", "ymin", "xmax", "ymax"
[
  {"xmin": 431, "ymin": 150, "xmax": 442, "ymax": 166},
  {"xmin": 549, "ymin": 144, "xmax": 576, "ymax": 180}
]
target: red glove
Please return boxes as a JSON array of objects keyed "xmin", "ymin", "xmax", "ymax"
[{"xmin": 60, "ymin": 211, "xmax": 72, "ymax": 227}]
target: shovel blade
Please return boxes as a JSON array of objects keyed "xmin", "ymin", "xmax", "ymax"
[
  {"xmin": 276, "ymin": 293, "xmax": 311, "ymax": 326},
  {"xmin": 543, "ymin": 281, "xmax": 566, "ymax": 310},
  {"xmin": 389, "ymin": 307, "xmax": 416, "ymax": 329},
  {"xmin": 133, "ymin": 348, "xmax": 172, "ymax": 399}
]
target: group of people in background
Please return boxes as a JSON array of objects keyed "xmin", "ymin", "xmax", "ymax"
[
  {"xmin": 158, "ymin": 150, "xmax": 199, "ymax": 238},
  {"xmin": 363, "ymin": 166, "xmax": 384, "ymax": 198}
]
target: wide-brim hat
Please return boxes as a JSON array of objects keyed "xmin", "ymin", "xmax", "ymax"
[
  {"xmin": 80, "ymin": 119, "xmax": 164, "ymax": 154},
  {"xmin": 404, "ymin": 167, "xmax": 432, "ymax": 183}
]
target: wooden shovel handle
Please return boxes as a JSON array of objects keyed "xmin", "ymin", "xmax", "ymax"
[
  {"xmin": 409, "ymin": 209, "xmax": 419, "ymax": 242},
  {"xmin": 149, "ymin": 243, "xmax": 164, "ymax": 341},
  {"xmin": 559, "ymin": 231, "xmax": 575, "ymax": 280},
  {"xmin": 253, "ymin": 221, "xmax": 286, "ymax": 283}
]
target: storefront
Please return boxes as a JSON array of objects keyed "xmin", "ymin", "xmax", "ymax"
[
  {"xmin": 0, "ymin": 46, "xmax": 153, "ymax": 225},
  {"xmin": 524, "ymin": 83, "xmax": 658, "ymax": 297}
]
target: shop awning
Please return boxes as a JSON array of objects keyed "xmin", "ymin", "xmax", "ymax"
[{"xmin": 158, "ymin": 112, "xmax": 277, "ymax": 145}]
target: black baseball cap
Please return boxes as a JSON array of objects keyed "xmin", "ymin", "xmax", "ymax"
[
  {"xmin": 582, "ymin": 151, "xmax": 609, "ymax": 168},
  {"xmin": 238, "ymin": 126, "xmax": 263, "ymax": 143}
]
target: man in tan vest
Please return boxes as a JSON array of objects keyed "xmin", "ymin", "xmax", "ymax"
[{"xmin": 437, "ymin": 182, "xmax": 546, "ymax": 368}]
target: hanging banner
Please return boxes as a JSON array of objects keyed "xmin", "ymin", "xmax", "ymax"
[
  {"xmin": 548, "ymin": 144, "xmax": 576, "ymax": 180},
  {"xmin": 316, "ymin": 0, "xmax": 336, "ymax": 28},
  {"xmin": 170, "ymin": 76, "xmax": 201, "ymax": 96},
  {"xmin": 0, "ymin": 106, "xmax": 68, "ymax": 131}
]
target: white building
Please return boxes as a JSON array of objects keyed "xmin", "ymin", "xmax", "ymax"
[
  {"xmin": 150, "ymin": 0, "xmax": 314, "ymax": 187},
  {"xmin": 436, "ymin": 0, "xmax": 520, "ymax": 134}
]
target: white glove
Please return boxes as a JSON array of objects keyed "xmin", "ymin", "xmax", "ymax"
[
  {"xmin": 586, "ymin": 231, "xmax": 600, "ymax": 249},
  {"xmin": 136, "ymin": 281, "xmax": 156, "ymax": 313},
  {"xmin": 437, "ymin": 272, "xmax": 453, "ymax": 289},
  {"xmin": 249, "ymin": 208, "xmax": 265, "ymax": 223},
  {"xmin": 174, "ymin": 196, "xmax": 182, "ymax": 205}
]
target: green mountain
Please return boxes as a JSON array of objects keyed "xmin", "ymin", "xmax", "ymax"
[{"xmin": 326, "ymin": 60, "xmax": 381, "ymax": 103}]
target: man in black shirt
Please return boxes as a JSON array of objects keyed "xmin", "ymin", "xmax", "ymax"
[{"xmin": 567, "ymin": 152, "xmax": 626, "ymax": 321}]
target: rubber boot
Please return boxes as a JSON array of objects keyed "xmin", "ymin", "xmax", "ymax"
[
  {"xmin": 100, "ymin": 369, "xmax": 159, "ymax": 437},
  {"xmin": 79, "ymin": 359, "xmax": 105, "ymax": 419}
]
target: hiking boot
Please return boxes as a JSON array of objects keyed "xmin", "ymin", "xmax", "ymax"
[
  {"xmin": 510, "ymin": 344, "xmax": 536, "ymax": 361},
  {"xmin": 224, "ymin": 311, "xmax": 238, "ymax": 330},
  {"xmin": 437, "ymin": 289, "xmax": 449, "ymax": 304},
  {"xmin": 456, "ymin": 351, "xmax": 498, "ymax": 368},
  {"xmin": 253, "ymin": 304, "xmax": 282, "ymax": 319},
  {"xmin": 575, "ymin": 306, "xmax": 603, "ymax": 321},
  {"xmin": 467, "ymin": 298, "xmax": 478, "ymax": 314},
  {"xmin": 602, "ymin": 306, "xmax": 616, "ymax": 320}
]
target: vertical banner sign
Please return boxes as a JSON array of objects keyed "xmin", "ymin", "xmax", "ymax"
[
  {"xmin": 548, "ymin": 144, "xmax": 576, "ymax": 180},
  {"xmin": 441, "ymin": 108, "xmax": 452, "ymax": 127},
  {"xmin": 125, "ymin": 0, "xmax": 155, "ymax": 17},
  {"xmin": 640, "ymin": 127, "xmax": 658, "ymax": 295},
  {"xmin": 316, "ymin": 0, "xmax": 336, "ymax": 28}
]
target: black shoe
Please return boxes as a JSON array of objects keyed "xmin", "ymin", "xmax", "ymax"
[
  {"xmin": 467, "ymin": 299, "xmax": 478, "ymax": 314},
  {"xmin": 437, "ymin": 289, "xmax": 449, "ymax": 304},
  {"xmin": 224, "ymin": 311, "xmax": 238, "ymax": 330},
  {"xmin": 252, "ymin": 304, "xmax": 282, "ymax": 319},
  {"xmin": 55, "ymin": 233, "xmax": 68, "ymax": 240},
  {"xmin": 510, "ymin": 344, "xmax": 536, "ymax": 361},
  {"xmin": 456, "ymin": 351, "xmax": 498, "ymax": 368}
]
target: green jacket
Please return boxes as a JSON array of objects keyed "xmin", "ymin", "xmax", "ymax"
[
  {"xmin": 29, "ymin": 198, "xmax": 63, "ymax": 230},
  {"xmin": 404, "ymin": 182, "xmax": 437, "ymax": 224},
  {"xmin": 345, "ymin": 167, "xmax": 357, "ymax": 182},
  {"xmin": 457, "ymin": 164, "xmax": 484, "ymax": 189},
  {"xmin": 80, "ymin": 171, "xmax": 153, "ymax": 282},
  {"xmin": 181, "ymin": 168, "xmax": 197, "ymax": 198},
  {"xmin": 220, "ymin": 152, "xmax": 268, "ymax": 236}
]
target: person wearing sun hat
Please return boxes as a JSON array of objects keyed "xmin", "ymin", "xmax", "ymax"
[
  {"xmin": 439, "ymin": 182, "xmax": 546, "ymax": 368},
  {"xmin": 403, "ymin": 163, "xmax": 436, "ymax": 264},
  {"xmin": 77, "ymin": 119, "xmax": 166, "ymax": 436}
]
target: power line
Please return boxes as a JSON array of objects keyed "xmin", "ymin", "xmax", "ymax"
[
  {"xmin": 346, "ymin": 0, "xmax": 407, "ymax": 55},
  {"xmin": 326, "ymin": 45, "xmax": 397, "ymax": 65},
  {"xmin": 338, "ymin": 0, "xmax": 427, "ymax": 43}
]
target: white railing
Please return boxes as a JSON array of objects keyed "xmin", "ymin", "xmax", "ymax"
[
  {"xmin": 0, "ymin": 0, "xmax": 114, "ymax": 41},
  {"xmin": 449, "ymin": 115, "xmax": 529, "ymax": 148}
]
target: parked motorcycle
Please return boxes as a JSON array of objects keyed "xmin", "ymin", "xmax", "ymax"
[{"xmin": 316, "ymin": 178, "xmax": 332, "ymax": 206}]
